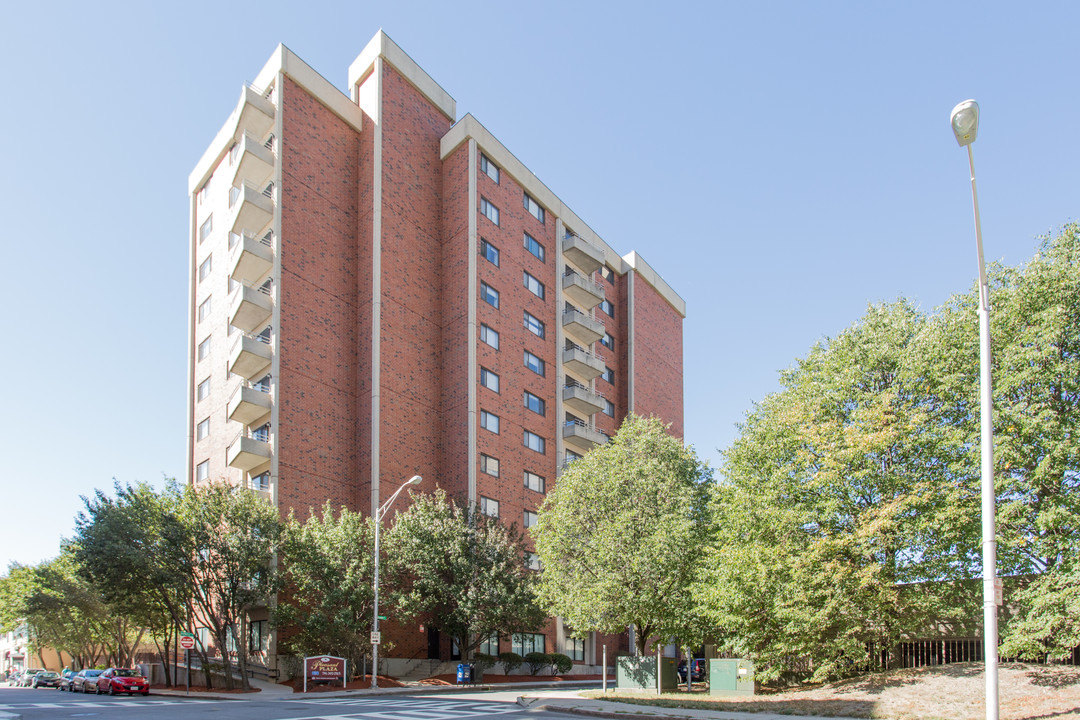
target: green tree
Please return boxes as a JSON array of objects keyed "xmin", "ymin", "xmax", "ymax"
[
  {"xmin": 387, "ymin": 488, "xmax": 545, "ymax": 661},
  {"xmin": 181, "ymin": 481, "xmax": 281, "ymax": 690},
  {"xmin": 533, "ymin": 414, "xmax": 711, "ymax": 655},
  {"xmin": 700, "ymin": 302, "xmax": 980, "ymax": 682},
  {"xmin": 75, "ymin": 482, "xmax": 189, "ymax": 684},
  {"xmin": 274, "ymin": 503, "xmax": 378, "ymax": 671}
]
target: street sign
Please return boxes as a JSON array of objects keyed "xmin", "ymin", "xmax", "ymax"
[
  {"xmin": 370, "ymin": 631, "xmax": 381, "ymax": 645},
  {"xmin": 179, "ymin": 634, "xmax": 196, "ymax": 650}
]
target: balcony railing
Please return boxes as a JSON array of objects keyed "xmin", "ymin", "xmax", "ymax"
[
  {"xmin": 562, "ymin": 343, "xmax": 605, "ymax": 381},
  {"xmin": 563, "ymin": 380, "xmax": 604, "ymax": 416},
  {"xmin": 562, "ymin": 307, "xmax": 605, "ymax": 346},
  {"xmin": 562, "ymin": 269, "xmax": 605, "ymax": 310},
  {"xmin": 227, "ymin": 427, "xmax": 271, "ymax": 471},
  {"xmin": 228, "ymin": 330, "xmax": 272, "ymax": 379},
  {"xmin": 562, "ymin": 419, "xmax": 609, "ymax": 451},
  {"xmin": 227, "ymin": 380, "xmax": 272, "ymax": 425}
]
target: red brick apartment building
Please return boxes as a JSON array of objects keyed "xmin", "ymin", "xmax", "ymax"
[{"xmin": 186, "ymin": 31, "xmax": 685, "ymax": 675}]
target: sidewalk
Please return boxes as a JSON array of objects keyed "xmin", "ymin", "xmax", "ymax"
[{"xmin": 520, "ymin": 690, "xmax": 865, "ymax": 720}]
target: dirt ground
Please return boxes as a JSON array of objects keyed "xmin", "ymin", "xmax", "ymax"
[{"xmin": 584, "ymin": 663, "xmax": 1080, "ymax": 720}]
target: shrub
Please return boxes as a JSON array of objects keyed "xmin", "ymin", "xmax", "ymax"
[
  {"xmin": 524, "ymin": 652, "xmax": 549, "ymax": 675},
  {"xmin": 498, "ymin": 651, "xmax": 523, "ymax": 674},
  {"xmin": 472, "ymin": 653, "xmax": 497, "ymax": 672},
  {"xmin": 549, "ymin": 652, "xmax": 573, "ymax": 675}
]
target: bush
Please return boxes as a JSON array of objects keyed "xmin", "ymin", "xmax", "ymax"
[
  {"xmin": 472, "ymin": 653, "xmax": 497, "ymax": 672},
  {"xmin": 549, "ymin": 652, "xmax": 573, "ymax": 675},
  {"xmin": 498, "ymin": 651, "xmax": 523, "ymax": 674},
  {"xmin": 524, "ymin": 652, "xmax": 549, "ymax": 675}
]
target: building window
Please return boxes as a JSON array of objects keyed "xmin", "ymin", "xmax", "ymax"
[
  {"xmin": 526, "ymin": 553, "xmax": 542, "ymax": 571},
  {"xmin": 480, "ymin": 496, "xmax": 499, "ymax": 518},
  {"xmin": 199, "ymin": 255, "xmax": 212, "ymax": 282},
  {"xmin": 601, "ymin": 266, "xmax": 615, "ymax": 283},
  {"xmin": 523, "ymin": 272, "xmax": 545, "ymax": 299},
  {"xmin": 481, "ymin": 410, "xmax": 500, "ymax": 434},
  {"xmin": 524, "ymin": 391, "xmax": 545, "ymax": 416},
  {"xmin": 480, "ymin": 324, "xmax": 499, "ymax": 349},
  {"xmin": 197, "ymin": 418, "xmax": 210, "ymax": 441},
  {"xmin": 524, "ymin": 350, "xmax": 545, "ymax": 376},
  {"xmin": 480, "ymin": 154, "xmax": 499, "ymax": 183},
  {"xmin": 229, "ymin": 231, "xmax": 240, "ymax": 249},
  {"xmin": 481, "ymin": 454, "xmax": 500, "ymax": 477},
  {"xmin": 524, "ymin": 430, "xmax": 545, "ymax": 454},
  {"xmin": 565, "ymin": 450, "xmax": 582, "ymax": 464},
  {"xmin": 524, "ymin": 471, "xmax": 545, "ymax": 493},
  {"xmin": 603, "ymin": 398, "xmax": 615, "ymax": 417},
  {"xmin": 480, "ymin": 238, "xmax": 499, "ymax": 266},
  {"xmin": 523, "ymin": 193, "xmax": 545, "ymax": 223},
  {"xmin": 196, "ymin": 460, "xmax": 209, "ymax": 482},
  {"xmin": 513, "ymin": 632, "xmax": 545, "ymax": 655},
  {"xmin": 198, "ymin": 178, "xmax": 211, "ymax": 204},
  {"xmin": 480, "ymin": 367, "xmax": 500, "ymax": 393},
  {"xmin": 198, "ymin": 297, "xmax": 212, "ymax": 324},
  {"xmin": 199, "ymin": 215, "xmax": 213, "ymax": 243},
  {"xmin": 602, "ymin": 366, "xmax": 615, "ymax": 384},
  {"xmin": 249, "ymin": 619, "xmax": 268, "ymax": 653},
  {"xmin": 481, "ymin": 282, "xmax": 499, "ymax": 308},
  {"xmin": 251, "ymin": 471, "xmax": 270, "ymax": 491},
  {"xmin": 198, "ymin": 336, "xmax": 211, "ymax": 361},
  {"xmin": 524, "ymin": 311, "xmax": 545, "ymax": 338},
  {"xmin": 229, "ymin": 185, "xmax": 241, "ymax": 208},
  {"xmin": 566, "ymin": 636, "xmax": 585, "ymax": 662},
  {"xmin": 478, "ymin": 633, "xmax": 499, "ymax": 656},
  {"xmin": 524, "ymin": 233, "xmax": 545, "ymax": 262},
  {"xmin": 524, "ymin": 510, "xmax": 538, "ymax": 528},
  {"xmin": 481, "ymin": 197, "xmax": 500, "ymax": 225},
  {"xmin": 601, "ymin": 332, "xmax": 614, "ymax": 350},
  {"xmin": 197, "ymin": 378, "xmax": 210, "ymax": 402},
  {"xmin": 600, "ymin": 299, "xmax": 614, "ymax": 317}
]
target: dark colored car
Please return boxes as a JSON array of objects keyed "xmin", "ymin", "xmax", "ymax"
[
  {"xmin": 32, "ymin": 671, "xmax": 61, "ymax": 689},
  {"xmin": 677, "ymin": 658, "xmax": 707, "ymax": 683},
  {"xmin": 95, "ymin": 668, "xmax": 149, "ymax": 696},
  {"xmin": 72, "ymin": 669, "xmax": 104, "ymax": 693},
  {"xmin": 58, "ymin": 669, "xmax": 76, "ymax": 691}
]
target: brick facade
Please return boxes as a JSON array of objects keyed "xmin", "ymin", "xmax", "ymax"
[{"xmin": 186, "ymin": 33, "xmax": 684, "ymax": 673}]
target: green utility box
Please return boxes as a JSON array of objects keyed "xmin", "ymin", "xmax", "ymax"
[
  {"xmin": 709, "ymin": 658, "xmax": 755, "ymax": 696},
  {"xmin": 616, "ymin": 655, "xmax": 678, "ymax": 690}
]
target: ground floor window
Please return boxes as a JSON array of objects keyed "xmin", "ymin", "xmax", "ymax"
[
  {"xmin": 249, "ymin": 619, "xmax": 268, "ymax": 653},
  {"xmin": 512, "ymin": 632, "xmax": 545, "ymax": 656},
  {"xmin": 566, "ymin": 636, "xmax": 585, "ymax": 661},
  {"xmin": 477, "ymin": 633, "xmax": 498, "ymax": 656}
]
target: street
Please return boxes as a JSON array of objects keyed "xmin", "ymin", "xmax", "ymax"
[{"xmin": 0, "ymin": 687, "xmax": 580, "ymax": 720}]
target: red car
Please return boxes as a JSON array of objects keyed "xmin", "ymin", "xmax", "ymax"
[{"xmin": 95, "ymin": 668, "xmax": 149, "ymax": 696}]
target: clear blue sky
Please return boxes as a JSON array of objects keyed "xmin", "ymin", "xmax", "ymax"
[{"xmin": 1, "ymin": 1, "xmax": 1076, "ymax": 572}]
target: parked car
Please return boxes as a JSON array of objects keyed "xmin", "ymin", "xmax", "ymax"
[
  {"xmin": 32, "ymin": 671, "xmax": 61, "ymax": 689},
  {"xmin": 71, "ymin": 669, "xmax": 104, "ymax": 693},
  {"xmin": 677, "ymin": 658, "xmax": 707, "ymax": 683},
  {"xmin": 19, "ymin": 669, "xmax": 46, "ymax": 687},
  {"xmin": 6, "ymin": 670, "xmax": 22, "ymax": 687},
  {"xmin": 95, "ymin": 668, "xmax": 149, "ymax": 696},
  {"xmin": 58, "ymin": 669, "xmax": 76, "ymax": 691}
]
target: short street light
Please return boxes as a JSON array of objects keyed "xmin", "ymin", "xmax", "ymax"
[
  {"xmin": 950, "ymin": 98, "xmax": 999, "ymax": 720},
  {"xmin": 371, "ymin": 474, "xmax": 422, "ymax": 689}
]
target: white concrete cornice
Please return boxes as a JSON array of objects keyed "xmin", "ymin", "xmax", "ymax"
[
  {"xmin": 188, "ymin": 45, "xmax": 364, "ymax": 195},
  {"xmin": 624, "ymin": 251, "xmax": 687, "ymax": 318},
  {"xmin": 347, "ymin": 30, "xmax": 456, "ymax": 122},
  {"xmin": 441, "ymin": 113, "xmax": 686, "ymax": 317}
]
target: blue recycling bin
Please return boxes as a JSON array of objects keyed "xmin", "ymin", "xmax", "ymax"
[{"xmin": 456, "ymin": 663, "xmax": 472, "ymax": 684}]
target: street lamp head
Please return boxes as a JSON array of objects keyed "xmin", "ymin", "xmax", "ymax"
[
  {"xmin": 408, "ymin": 475, "xmax": 422, "ymax": 485},
  {"xmin": 951, "ymin": 99, "xmax": 979, "ymax": 147}
]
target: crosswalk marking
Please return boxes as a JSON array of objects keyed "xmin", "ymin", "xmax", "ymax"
[{"xmin": 287, "ymin": 698, "xmax": 522, "ymax": 720}]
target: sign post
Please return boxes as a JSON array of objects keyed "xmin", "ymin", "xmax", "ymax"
[{"xmin": 179, "ymin": 633, "xmax": 196, "ymax": 694}]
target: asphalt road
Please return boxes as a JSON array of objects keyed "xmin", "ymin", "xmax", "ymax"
[{"xmin": 0, "ymin": 686, "xmax": 578, "ymax": 720}]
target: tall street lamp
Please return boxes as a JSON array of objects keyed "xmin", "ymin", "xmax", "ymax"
[
  {"xmin": 950, "ymin": 98, "xmax": 998, "ymax": 720},
  {"xmin": 371, "ymin": 474, "xmax": 422, "ymax": 689}
]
